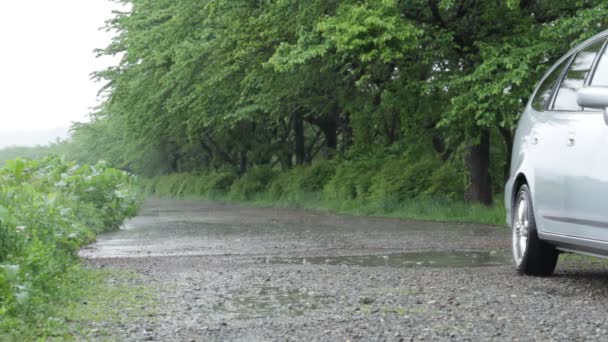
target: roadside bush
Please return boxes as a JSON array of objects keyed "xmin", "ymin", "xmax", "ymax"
[
  {"xmin": 144, "ymin": 155, "xmax": 503, "ymax": 225},
  {"xmin": 269, "ymin": 160, "xmax": 336, "ymax": 199},
  {"xmin": 293, "ymin": 160, "xmax": 336, "ymax": 192},
  {"xmin": 368, "ymin": 154, "xmax": 442, "ymax": 207},
  {"xmin": 141, "ymin": 177, "xmax": 159, "ymax": 195},
  {"xmin": 173, "ymin": 174, "xmax": 197, "ymax": 196},
  {"xmin": 267, "ymin": 170, "xmax": 293, "ymax": 199},
  {"xmin": 148, "ymin": 170, "xmax": 238, "ymax": 197},
  {"xmin": 153, "ymin": 173, "xmax": 185, "ymax": 197},
  {"xmin": 421, "ymin": 161, "xmax": 466, "ymax": 200},
  {"xmin": 146, "ymin": 154, "xmax": 466, "ymax": 207},
  {"xmin": 323, "ymin": 159, "xmax": 376, "ymax": 201},
  {"xmin": 0, "ymin": 157, "xmax": 140, "ymax": 334},
  {"xmin": 201, "ymin": 171, "xmax": 238, "ymax": 194},
  {"xmin": 229, "ymin": 166, "xmax": 278, "ymax": 200}
]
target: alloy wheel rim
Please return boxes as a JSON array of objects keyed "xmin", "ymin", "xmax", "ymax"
[{"xmin": 513, "ymin": 194, "xmax": 529, "ymax": 266}]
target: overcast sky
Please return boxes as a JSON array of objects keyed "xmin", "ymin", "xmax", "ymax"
[{"xmin": 0, "ymin": 0, "xmax": 121, "ymax": 147}]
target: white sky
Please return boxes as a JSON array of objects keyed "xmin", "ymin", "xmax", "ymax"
[{"xmin": 0, "ymin": 0, "xmax": 121, "ymax": 146}]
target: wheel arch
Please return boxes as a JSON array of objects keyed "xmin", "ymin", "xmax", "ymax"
[
  {"xmin": 512, "ymin": 173, "xmax": 529, "ymax": 209},
  {"xmin": 511, "ymin": 173, "xmax": 545, "ymax": 234}
]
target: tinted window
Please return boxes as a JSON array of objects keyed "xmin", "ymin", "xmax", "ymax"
[
  {"xmin": 591, "ymin": 44, "xmax": 608, "ymax": 86},
  {"xmin": 553, "ymin": 40, "xmax": 605, "ymax": 111},
  {"xmin": 532, "ymin": 59, "xmax": 569, "ymax": 111}
]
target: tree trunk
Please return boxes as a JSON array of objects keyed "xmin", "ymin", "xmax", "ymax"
[
  {"xmin": 320, "ymin": 119, "xmax": 338, "ymax": 159},
  {"xmin": 322, "ymin": 122, "xmax": 338, "ymax": 150},
  {"xmin": 282, "ymin": 151, "xmax": 293, "ymax": 169},
  {"xmin": 293, "ymin": 111, "xmax": 306, "ymax": 165},
  {"xmin": 239, "ymin": 148, "xmax": 248, "ymax": 174},
  {"xmin": 205, "ymin": 136, "xmax": 236, "ymax": 166},
  {"xmin": 342, "ymin": 113, "xmax": 353, "ymax": 152},
  {"xmin": 168, "ymin": 148, "xmax": 181, "ymax": 173},
  {"xmin": 200, "ymin": 141, "xmax": 214, "ymax": 167},
  {"xmin": 169, "ymin": 155, "xmax": 179, "ymax": 173},
  {"xmin": 465, "ymin": 129, "xmax": 493, "ymax": 205}
]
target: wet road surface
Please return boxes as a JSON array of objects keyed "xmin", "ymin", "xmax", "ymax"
[{"xmin": 81, "ymin": 199, "xmax": 608, "ymax": 341}]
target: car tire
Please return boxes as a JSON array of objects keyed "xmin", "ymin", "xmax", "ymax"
[{"xmin": 512, "ymin": 184, "xmax": 558, "ymax": 276}]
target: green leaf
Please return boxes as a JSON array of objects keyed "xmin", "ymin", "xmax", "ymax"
[{"xmin": 0, "ymin": 206, "xmax": 9, "ymax": 223}]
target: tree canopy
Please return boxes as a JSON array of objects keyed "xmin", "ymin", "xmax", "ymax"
[{"xmin": 70, "ymin": 0, "xmax": 608, "ymax": 204}]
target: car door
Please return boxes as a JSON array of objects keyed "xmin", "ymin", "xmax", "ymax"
[
  {"xmin": 528, "ymin": 57, "xmax": 573, "ymax": 235},
  {"xmin": 541, "ymin": 38, "xmax": 608, "ymax": 239},
  {"xmin": 557, "ymin": 39, "xmax": 608, "ymax": 241}
]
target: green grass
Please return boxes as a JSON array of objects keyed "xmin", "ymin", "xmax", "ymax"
[
  {"xmin": 0, "ymin": 266, "xmax": 156, "ymax": 341},
  {"xmin": 59, "ymin": 269, "xmax": 157, "ymax": 340},
  {"xmin": 559, "ymin": 253, "xmax": 608, "ymax": 266}
]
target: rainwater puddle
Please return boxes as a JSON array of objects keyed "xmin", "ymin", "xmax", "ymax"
[{"xmin": 259, "ymin": 251, "xmax": 510, "ymax": 268}]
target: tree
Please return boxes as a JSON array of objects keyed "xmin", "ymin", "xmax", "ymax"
[{"xmin": 66, "ymin": 0, "xmax": 608, "ymax": 203}]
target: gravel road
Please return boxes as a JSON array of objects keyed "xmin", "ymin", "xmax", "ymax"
[{"xmin": 79, "ymin": 198, "xmax": 608, "ymax": 341}]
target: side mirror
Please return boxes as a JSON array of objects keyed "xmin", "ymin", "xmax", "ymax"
[
  {"xmin": 577, "ymin": 87, "xmax": 608, "ymax": 124},
  {"xmin": 577, "ymin": 86, "xmax": 608, "ymax": 109}
]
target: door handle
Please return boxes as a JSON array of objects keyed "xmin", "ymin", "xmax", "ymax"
[
  {"xmin": 567, "ymin": 133, "xmax": 576, "ymax": 146},
  {"xmin": 532, "ymin": 132, "xmax": 539, "ymax": 145}
]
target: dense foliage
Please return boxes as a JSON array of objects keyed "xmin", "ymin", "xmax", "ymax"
[
  {"xmin": 0, "ymin": 157, "xmax": 139, "ymax": 335},
  {"xmin": 145, "ymin": 158, "xmax": 504, "ymax": 224},
  {"xmin": 57, "ymin": 1, "xmax": 608, "ymax": 206}
]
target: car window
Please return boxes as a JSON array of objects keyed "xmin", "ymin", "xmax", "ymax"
[
  {"xmin": 591, "ymin": 44, "xmax": 608, "ymax": 86},
  {"xmin": 552, "ymin": 40, "xmax": 605, "ymax": 111},
  {"xmin": 531, "ymin": 58, "xmax": 569, "ymax": 112}
]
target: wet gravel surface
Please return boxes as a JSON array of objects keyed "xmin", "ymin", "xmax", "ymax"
[{"xmin": 81, "ymin": 198, "xmax": 608, "ymax": 341}]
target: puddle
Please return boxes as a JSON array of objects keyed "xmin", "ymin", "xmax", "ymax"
[
  {"xmin": 210, "ymin": 252, "xmax": 509, "ymax": 320},
  {"xmin": 258, "ymin": 251, "xmax": 510, "ymax": 268},
  {"xmin": 212, "ymin": 286, "xmax": 333, "ymax": 319}
]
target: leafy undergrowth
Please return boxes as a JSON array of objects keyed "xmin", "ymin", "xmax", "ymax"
[
  {"xmin": 0, "ymin": 157, "xmax": 141, "ymax": 339},
  {"xmin": 145, "ymin": 159, "xmax": 506, "ymax": 226},
  {"xmin": 190, "ymin": 192, "xmax": 505, "ymax": 226},
  {"xmin": 251, "ymin": 193, "xmax": 506, "ymax": 226}
]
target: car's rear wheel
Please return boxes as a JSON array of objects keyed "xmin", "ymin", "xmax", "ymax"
[{"xmin": 512, "ymin": 184, "xmax": 558, "ymax": 276}]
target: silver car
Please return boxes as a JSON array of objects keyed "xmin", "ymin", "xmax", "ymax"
[{"xmin": 505, "ymin": 29, "xmax": 608, "ymax": 276}]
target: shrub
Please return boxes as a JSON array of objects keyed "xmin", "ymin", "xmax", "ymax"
[
  {"xmin": 266, "ymin": 160, "xmax": 336, "ymax": 200},
  {"xmin": 267, "ymin": 171, "xmax": 293, "ymax": 199},
  {"xmin": 0, "ymin": 157, "xmax": 140, "ymax": 332},
  {"xmin": 368, "ymin": 154, "xmax": 442, "ymax": 206},
  {"xmin": 229, "ymin": 166, "xmax": 278, "ymax": 200},
  {"xmin": 141, "ymin": 177, "xmax": 159, "ymax": 195},
  {"xmin": 323, "ymin": 159, "xmax": 377, "ymax": 201},
  {"xmin": 146, "ymin": 151, "xmax": 466, "ymax": 208},
  {"xmin": 421, "ymin": 161, "xmax": 466, "ymax": 199},
  {"xmin": 203, "ymin": 171, "xmax": 238, "ymax": 194},
  {"xmin": 174, "ymin": 174, "xmax": 197, "ymax": 196},
  {"xmin": 147, "ymin": 170, "xmax": 237, "ymax": 197},
  {"xmin": 153, "ymin": 174, "xmax": 185, "ymax": 197},
  {"xmin": 294, "ymin": 160, "xmax": 336, "ymax": 192}
]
